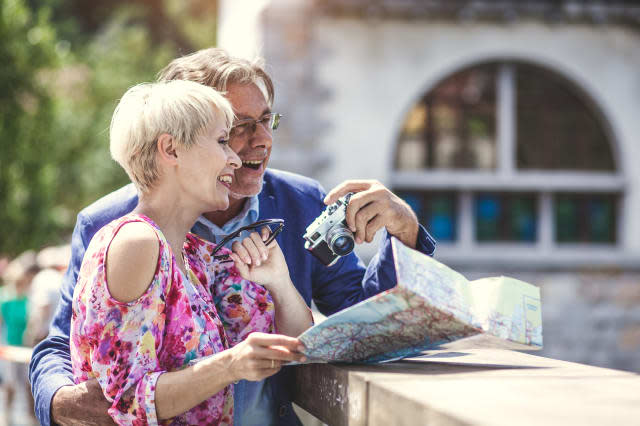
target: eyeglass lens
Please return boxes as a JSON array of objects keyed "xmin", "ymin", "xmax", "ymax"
[{"xmin": 232, "ymin": 113, "xmax": 282, "ymax": 137}]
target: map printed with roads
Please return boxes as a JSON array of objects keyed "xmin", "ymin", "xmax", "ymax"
[{"xmin": 298, "ymin": 238, "xmax": 542, "ymax": 363}]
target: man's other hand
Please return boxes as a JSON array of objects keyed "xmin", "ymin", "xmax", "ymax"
[
  {"xmin": 51, "ymin": 380, "xmax": 114, "ymax": 426},
  {"xmin": 324, "ymin": 180, "xmax": 419, "ymax": 249}
]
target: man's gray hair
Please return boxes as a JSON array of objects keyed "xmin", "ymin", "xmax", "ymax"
[{"xmin": 156, "ymin": 47, "xmax": 275, "ymax": 106}]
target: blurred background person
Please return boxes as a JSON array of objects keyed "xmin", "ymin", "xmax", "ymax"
[
  {"xmin": 0, "ymin": 251, "xmax": 38, "ymax": 426},
  {"xmin": 24, "ymin": 245, "xmax": 70, "ymax": 347}
]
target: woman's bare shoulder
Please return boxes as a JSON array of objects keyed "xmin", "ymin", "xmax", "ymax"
[{"xmin": 106, "ymin": 221, "xmax": 161, "ymax": 303}]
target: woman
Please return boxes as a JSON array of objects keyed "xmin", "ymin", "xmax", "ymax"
[{"xmin": 70, "ymin": 80, "xmax": 311, "ymax": 425}]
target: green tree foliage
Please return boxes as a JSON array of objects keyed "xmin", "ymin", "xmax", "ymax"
[
  {"xmin": 0, "ymin": 0, "xmax": 218, "ymax": 256},
  {"xmin": 0, "ymin": 0, "xmax": 60, "ymax": 255}
]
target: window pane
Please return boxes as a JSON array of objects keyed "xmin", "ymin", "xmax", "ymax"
[
  {"xmin": 396, "ymin": 64, "xmax": 497, "ymax": 170},
  {"xmin": 395, "ymin": 190, "xmax": 457, "ymax": 242},
  {"xmin": 516, "ymin": 64, "xmax": 615, "ymax": 171},
  {"xmin": 475, "ymin": 193, "xmax": 537, "ymax": 242},
  {"xmin": 555, "ymin": 194, "xmax": 617, "ymax": 243}
]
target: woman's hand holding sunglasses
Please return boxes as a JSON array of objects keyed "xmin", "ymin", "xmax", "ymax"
[{"xmin": 228, "ymin": 226, "xmax": 292, "ymax": 290}]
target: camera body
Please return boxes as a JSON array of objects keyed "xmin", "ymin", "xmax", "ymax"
[{"xmin": 303, "ymin": 192, "xmax": 356, "ymax": 266}]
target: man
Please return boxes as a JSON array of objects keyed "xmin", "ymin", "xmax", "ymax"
[{"xmin": 29, "ymin": 48, "xmax": 436, "ymax": 425}]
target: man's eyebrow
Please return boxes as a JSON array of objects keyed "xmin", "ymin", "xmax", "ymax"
[{"xmin": 234, "ymin": 108, "xmax": 272, "ymax": 120}]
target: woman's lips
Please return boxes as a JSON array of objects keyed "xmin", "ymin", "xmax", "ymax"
[{"xmin": 217, "ymin": 175, "xmax": 233, "ymax": 188}]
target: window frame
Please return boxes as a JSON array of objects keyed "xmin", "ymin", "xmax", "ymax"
[{"xmin": 391, "ymin": 63, "xmax": 627, "ymax": 269}]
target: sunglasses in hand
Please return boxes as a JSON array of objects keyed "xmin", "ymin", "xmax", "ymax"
[{"xmin": 212, "ymin": 219, "xmax": 285, "ymax": 262}]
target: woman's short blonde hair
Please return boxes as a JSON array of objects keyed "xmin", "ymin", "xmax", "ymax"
[{"xmin": 109, "ymin": 80, "xmax": 234, "ymax": 192}]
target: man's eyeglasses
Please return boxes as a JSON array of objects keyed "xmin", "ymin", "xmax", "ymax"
[
  {"xmin": 212, "ymin": 219, "xmax": 285, "ymax": 261},
  {"xmin": 230, "ymin": 113, "xmax": 282, "ymax": 139}
]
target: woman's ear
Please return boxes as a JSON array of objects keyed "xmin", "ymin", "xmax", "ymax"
[{"xmin": 157, "ymin": 134, "xmax": 178, "ymax": 165}]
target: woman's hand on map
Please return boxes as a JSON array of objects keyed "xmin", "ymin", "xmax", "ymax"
[{"xmin": 226, "ymin": 333, "xmax": 306, "ymax": 382}]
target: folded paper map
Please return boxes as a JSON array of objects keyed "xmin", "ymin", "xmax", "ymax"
[{"xmin": 298, "ymin": 237, "xmax": 542, "ymax": 363}]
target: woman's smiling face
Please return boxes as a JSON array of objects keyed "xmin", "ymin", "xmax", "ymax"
[{"xmin": 177, "ymin": 119, "xmax": 241, "ymax": 212}]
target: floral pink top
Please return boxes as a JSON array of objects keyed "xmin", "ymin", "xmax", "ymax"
[{"xmin": 70, "ymin": 213, "xmax": 275, "ymax": 425}]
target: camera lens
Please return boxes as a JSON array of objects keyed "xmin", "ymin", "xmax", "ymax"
[
  {"xmin": 327, "ymin": 227, "xmax": 355, "ymax": 256},
  {"xmin": 333, "ymin": 236, "xmax": 354, "ymax": 255}
]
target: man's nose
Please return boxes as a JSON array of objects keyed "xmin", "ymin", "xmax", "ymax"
[{"xmin": 250, "ymin": 120, "xmax": 273, "ymax": 149}]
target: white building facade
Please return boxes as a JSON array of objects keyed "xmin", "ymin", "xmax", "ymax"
[{"xmin": 219, "ymin": 0, "xmax": 640, "ymax": 371}]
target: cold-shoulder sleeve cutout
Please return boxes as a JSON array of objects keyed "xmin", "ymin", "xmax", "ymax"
[{"xmin": 106, "ymin": 221, "xmax": 160, "ymax": 303}]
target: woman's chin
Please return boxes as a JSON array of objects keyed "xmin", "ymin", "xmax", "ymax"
[
  {"xmin": 209, "ymin": 185, "xmax": 230, "ymax": 211},
  {"xmin": 210, "ymin": 196, "xmax": 229, "ymax": 212}
]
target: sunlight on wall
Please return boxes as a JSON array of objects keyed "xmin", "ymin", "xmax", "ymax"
[{"xmin": 218, "ymin": 0, "xmax": 270, "ymax": 58}]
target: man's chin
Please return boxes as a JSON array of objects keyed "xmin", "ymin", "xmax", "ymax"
[{"xmin": 229, "ymin": 182, "xmax": 263, "ymax": 200}]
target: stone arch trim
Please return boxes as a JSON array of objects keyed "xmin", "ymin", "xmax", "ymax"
[{"xmin": 389, "ymin": 54, "xmax": 625, "ymax": 177}]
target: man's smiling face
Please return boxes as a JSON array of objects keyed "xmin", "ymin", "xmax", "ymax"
[{"xmin": 225, "ymin": 82, "xmax": 273, "ymax": 199}]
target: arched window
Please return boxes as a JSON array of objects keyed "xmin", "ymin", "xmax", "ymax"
[{"xmin": 393, "ymin": 62, "xmax": 622, "ymax": 258}]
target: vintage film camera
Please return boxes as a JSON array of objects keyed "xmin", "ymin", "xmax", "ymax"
[{"xmin": 303, "ymin": 192, "xmax": 356, "ymax": 266}]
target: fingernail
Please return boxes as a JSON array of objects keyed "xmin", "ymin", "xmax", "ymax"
[
  {"xmin": 262, "ymin": 253, "xmax": 268, "ymax": 261},
  {"xmin": 244, "ymin": 257, "xmax": 251, "ymax": 264},
  {"xmin": 300, "ymin": 356, "xmax": 307, "ymax": 362}
]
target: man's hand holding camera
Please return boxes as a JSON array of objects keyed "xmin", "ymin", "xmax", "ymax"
[{"xmin": 324, "ymin": 180, "xmax": 420, "ymax": 249}]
